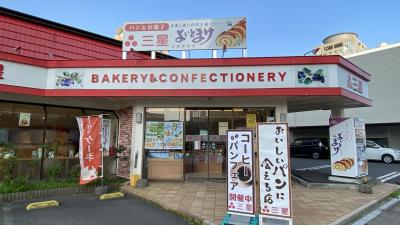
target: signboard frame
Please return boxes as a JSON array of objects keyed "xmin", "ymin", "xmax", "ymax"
[
  {"xmin": 122, "ymin": 17, "xmax": 247, "ymax": 52},
  {"xmin": 226, "ymin": 129, "xmax": 256, "ymax": 216}
]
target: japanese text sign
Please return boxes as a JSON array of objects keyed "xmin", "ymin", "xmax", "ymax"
[
  {"xmin": 77, "ymin": 116, "xmax": 102, "ymax": 185},
  {"xmin": 123, "ymin": 17, "xmax": 246, "ymax": 51},
  {"xmin": 226, "ymin": 130, "xmax": 255, "ymax": 216},
  {"xmin": 329, "ymin": 118, "xmax": 367, "ymax": 178},
  {"xmin": 102, "ymin": 118, "xmax": 111, "ymax": 156},
  {"xmin": 258, "ymin": 123, "xmax": 292, "ymax": 218}
]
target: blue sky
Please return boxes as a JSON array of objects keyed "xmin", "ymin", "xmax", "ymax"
[{"xmin": 1, "ymin": 0, "xmax": 399, "ymax": 58}]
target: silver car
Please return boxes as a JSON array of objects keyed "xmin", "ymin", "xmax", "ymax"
[{"xmin": 366, "ymin": 141, "xmax": 400, "ymax": 163}]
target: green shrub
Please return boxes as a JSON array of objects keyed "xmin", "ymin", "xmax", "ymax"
[
  {"xmin": 47, "ymin": 163, "xmax": 62, "ymax": 181},
  {"xmin": 0, "ymin": 157, "xmax": 17, "ymax": 181},
  {"xmin": 0, "ymin": 175, "xmax": 30, "ymax": 193},
  {"xmin": 67, "ymin": 164, "xmax": 80, "ymax": 182}
]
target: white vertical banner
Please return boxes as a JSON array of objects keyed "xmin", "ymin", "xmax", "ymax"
[
  {"xmin": 226, "ymin": 130, "xmax": 255, "ymax": 216},
  {"xmin": 77, "ymin": 117, "xmax": 84, "ymax": 169},
  {"xmin": 258, "ymin": 123, "xmax": 292, "ymax": 220},
  {"xmin": 102, "ymin": 118, "xmax": 112, "ymax": 156}
]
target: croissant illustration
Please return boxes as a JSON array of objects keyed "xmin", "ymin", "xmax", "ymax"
[
  {"xmin": 216, "ymin": 19, "xmax": 246, "ymax": 48},
  {"xmin": 333, "ymin": 158, "xmax": 354, "ymax": 171}
]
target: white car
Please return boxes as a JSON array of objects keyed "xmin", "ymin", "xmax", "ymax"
[{"xmin": 366, "ymin": 141, "xmax": 400, "ymax": 163}]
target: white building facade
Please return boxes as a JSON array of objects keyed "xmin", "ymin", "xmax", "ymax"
[{"xmin": 289, "ymin": 43, "xmax": 400, "ymax": 148}]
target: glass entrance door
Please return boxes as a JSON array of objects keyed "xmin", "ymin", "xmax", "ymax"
[
  {"xmin": 184, "ymin": 109, "xmax": 210, "ymax": 180},
  {"xmin": 184, "ymin": 109, "xmax": 231, "ymax": 180},
  {"xmin": 207, "ymin": 109, "xmax": 232, "ymax": 179}
]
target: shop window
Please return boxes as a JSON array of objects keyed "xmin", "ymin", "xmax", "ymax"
[
  {"xmin": 324, "ymin": 45, "xmax": 333, "ymax": 51},
  {"xmin": 232, "ymin": 108, "xmax": 275, "ymax": 129},
  {"xmin": 0, "ymin": 102, "xmax": 119, "ymax": 180},
  {"xmin": 45, "ymin": 107, "xmax": 83, "ymax": 159},
  {"xmin": 144, "ymin": 108, "xmax": 184, "ymax": 158},
  {"xmin": 144, "ymin": 108, "xmax": 185, "ymax": 180},
  {"xmin": 0, "ymin": 102, "xmax": 45, "ymax": 159}
]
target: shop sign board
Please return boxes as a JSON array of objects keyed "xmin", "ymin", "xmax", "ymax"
[
  {"xmin": 338, "ymin": 67, "xmax": 369, "ymax": 99},
  {"xmin": 226, "ymin": 130, "xmax": 255, "ymax": 216},
  {"xmin": 78, "ymin": 65, "xmax": 329, "ymax": 90},
  {"xmin": 258, "ymin": 123, "xmax": 292, "ymax": 219},
  {"xmin": 123, "ymin": 17, "xmax": 246, "ymax": 51},
  {"xmin": 0, "ymin": 60, "xmax": 370, "ymax": 100},
  {"xmin": 77, "ymin": 116, "xmax": 103, "ymax": 185},
  {"xmin": 329, "ymin": 117, "xmax": 368, "ymax": 178}
]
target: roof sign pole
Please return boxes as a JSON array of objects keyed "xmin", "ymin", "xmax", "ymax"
[
  {"xmin": 122, "ymin": 51, "xmax": 127, "ymax": 60},
  {"xmin": 242, "ymin": 48, "xmax": 247, "ymax": 58},
  {"xmin": 151, "ymin": 51, "xmax": 156, "ymax": 59},
  {"xmin": 212, "ymin": 50, "xmax": 217, "ymax": 58},
  {"xmin": 181, "ymin": 50, "xmax": 186, "ymax": 59}
]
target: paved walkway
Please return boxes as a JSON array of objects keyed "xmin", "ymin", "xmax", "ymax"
[{"xmin": 121, "ymin": 182, "xmax": 399, "ymax": 225}]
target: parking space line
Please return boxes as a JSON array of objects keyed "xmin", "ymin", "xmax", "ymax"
[
  {"xmin": 377, "ymin": 172, "xmax": 398, "ymax": 180},
  {"xmin": 380, "ymin": 172, "xmax": 400, "ymax": 183},
  {"xmin": 295, "ymin": 164, "xmax": 331, "ymax": 171}
]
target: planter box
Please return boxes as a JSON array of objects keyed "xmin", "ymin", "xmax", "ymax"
[{"xmin": 0, "ymin": 182, "xmax": 120, "ymax": 202}]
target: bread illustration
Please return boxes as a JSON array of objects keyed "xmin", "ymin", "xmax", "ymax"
[
  {"xmin": 333, "ymin": 158, "xmax": 354, "ymax": 171},
  {"xmin": 216, "ymin": 19, "xmax": 246, "ymax": 48}
]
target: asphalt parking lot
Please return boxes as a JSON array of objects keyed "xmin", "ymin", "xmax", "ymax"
[
  {"xmin": 291, "ymin": 157, "xmax": 400, "ymax": 184},
  {"xmin": 0, "ymin": 194, "xmax": 190, "ymax": 225}
]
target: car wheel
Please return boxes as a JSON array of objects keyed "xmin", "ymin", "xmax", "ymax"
[
  {"xmin": 312, "ymin": 152, "xmax": 320, "ymax": 159},
  {"xmin": 382, "ymin": 154, "xmax": 394, "ymax": 164}
]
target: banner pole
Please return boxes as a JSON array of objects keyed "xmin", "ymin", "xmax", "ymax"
[{"xmin": 100, "ymin": 115, "xmax": 104, "ymax": 188}]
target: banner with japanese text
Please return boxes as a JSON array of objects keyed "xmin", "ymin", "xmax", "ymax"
[
  {"xmin": 101, "ymin": 118, "xmax": 111, "ymax": 156},
  {"xmin": 226, "ymin": 130, "xmax": 255, "ymax": 216},
  {"xmin": 123, "ymin": 17, "xmax": 246, "ymax": 51},
  {"xmin": 258, "ymin": 123, "xmax": 292, "ymax": 218},
  {"xmin": 329, "ymin": 118, "xmax": 367, "ymax": 178},
  {"xmin": 77, "ymin": 116, "xmax": 102, "ymax": 185}
]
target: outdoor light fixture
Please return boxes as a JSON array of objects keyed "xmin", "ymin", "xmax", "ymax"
[
  {"xmin": 280, "ymin": 113, "xmax": 287, "ymax": 122},
  {"xmin": 135, "ymin": 112, "xmax": 142, "ymax": 123}
]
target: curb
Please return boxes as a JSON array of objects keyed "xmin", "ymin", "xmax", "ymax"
[
  {"xmin": 121, "ymin": 186, "xmax": 217, "ymax": 225},
  {"xmin": 99, "ymin": 192, "xmax": 124, "ymax": 200},
  {"xmin": 26, "ymin": 200, "xmax": 59, "ymax": 211},
  {"xmin": 291, "ymin": 174, "xmax": 359, "ymax": 189},
  {"xmin": 0, "ymin": 182, "xmax": 121, "ymax": 203},
  {"xmin": 327, "ymin": 186, "xmax": 400, "ymax": 225}
]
